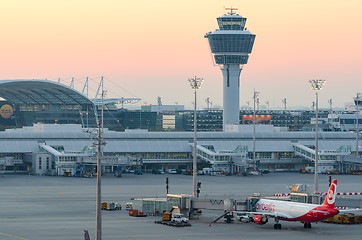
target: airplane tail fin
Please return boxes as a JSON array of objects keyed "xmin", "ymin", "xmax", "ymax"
[
  {"xmin": 84, "ymin": 229, "xmax": 90, "ymax": 240},
  {"xmin": 322, "ymin": 179, "xmax": 337, "ymax": 208}
]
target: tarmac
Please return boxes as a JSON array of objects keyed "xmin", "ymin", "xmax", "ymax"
[{"xmin": 0, "ymin": 173, "xmax": 361, "ymax": 240}]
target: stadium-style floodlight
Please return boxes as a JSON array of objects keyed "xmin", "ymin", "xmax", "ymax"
[
  {"xmin": 309, "ymin": 79, "xmax": 325, "ymax": 194},
  {"xmin": 188, "ymin": 76, "xmax": 203, "ymax": 197}
]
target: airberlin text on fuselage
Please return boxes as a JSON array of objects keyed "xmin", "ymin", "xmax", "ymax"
[{"xmin": 256, "ymin": 202, "xmax": 275, "ymax": 212}]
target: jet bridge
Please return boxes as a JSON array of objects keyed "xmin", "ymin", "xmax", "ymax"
[{"xmin": 192, "ymin": 143, "xmax": 250, "ymax": 173}]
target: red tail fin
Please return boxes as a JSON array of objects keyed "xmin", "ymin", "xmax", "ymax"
[{"xmin": 322, "ymin": 179, "xmax": 337, "ymax": 208}]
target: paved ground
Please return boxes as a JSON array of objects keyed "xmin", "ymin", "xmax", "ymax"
[{"xmin": 0, "ymin": 173, "xmax": 361, "ymax": 240}]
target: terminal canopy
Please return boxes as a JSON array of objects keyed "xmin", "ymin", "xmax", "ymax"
[{"xmin": 0, "ymin": 80, "xmax": 94, "ymax": 109}]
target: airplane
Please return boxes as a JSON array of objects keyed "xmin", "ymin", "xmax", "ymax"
[{"xmin": 235, "ymin": 179, "xmax": 359, "ymax": 229}]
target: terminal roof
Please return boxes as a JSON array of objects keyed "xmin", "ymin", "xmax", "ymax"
[{"xmin": 0, "ymin": 80, "xmax": 94, "ymax": 106}]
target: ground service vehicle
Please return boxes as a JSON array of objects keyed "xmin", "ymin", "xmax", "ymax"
[
  {"xmin": 171, "ymin": 214, "xmax": 189, "ymax": 223},
  {"xmin": 126, "ymin": 202, "xmax": 133, "ymax": 210},
  {"xmin": 168, "ymin": 169, "xmax": 177, "ymax": 174},
  {"xmin": 152, "ymin": 169, "xmax": 164, "ymax": 174},
  {"xmin": 134, "ymin": 170, "xmax": 143, "ymax": 175},
  {"xmin": 129, "ymin": 209, "xmax": 146, "ymax": 217}
]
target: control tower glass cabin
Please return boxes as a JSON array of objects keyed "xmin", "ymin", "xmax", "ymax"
[{"xmin": 205, "ymin": 11, "xmax": 255, "ymax": 130}]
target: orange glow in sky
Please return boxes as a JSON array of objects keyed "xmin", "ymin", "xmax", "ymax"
[{"xmin": 0, "ymin": 0, "xmax": 361, "ymax": 109}]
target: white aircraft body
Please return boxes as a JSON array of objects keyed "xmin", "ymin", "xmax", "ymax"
[{"xmin": 236, "ymin": 180, "xmax": 360, "ymax": 229}]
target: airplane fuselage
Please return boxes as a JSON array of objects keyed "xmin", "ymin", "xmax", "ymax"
[{"xmin": 255, "ymin": 199, "xmax": 339, "ymax": 222}]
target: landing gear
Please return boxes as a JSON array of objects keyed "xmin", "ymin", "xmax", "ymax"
[
  {"xmin": 303, "ymin": 222, "xmax": 312, "ymax": 228},
  {"xmin": 274, "ymin": 219, "xmax": 281, "ymax": 229},
  {"xmin": 273, "ymin": 223, "xmax": 281, "ymax": 229}
]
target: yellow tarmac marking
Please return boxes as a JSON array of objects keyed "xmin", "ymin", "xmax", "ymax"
[
  {"xmin": 0, "ymin": 232, "xmax": 30, "ymax": 240},
  {"xmin": 57, "ymin": 192, "xmax": 65, "ymax": 194}
]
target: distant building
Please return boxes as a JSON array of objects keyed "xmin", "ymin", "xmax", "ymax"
[{"xmin": 141, "ymin": 104, "xmax": 184, "ymax": 113}]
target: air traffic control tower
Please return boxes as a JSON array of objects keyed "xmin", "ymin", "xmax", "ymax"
[{"xmin": 205, "ymin": 9, "xmax": 255, "ymax": 130}]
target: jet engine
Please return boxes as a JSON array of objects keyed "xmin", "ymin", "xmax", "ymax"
[{"xmin": 253, "ymin": 215, "xmax": 268, "ymax": 225}]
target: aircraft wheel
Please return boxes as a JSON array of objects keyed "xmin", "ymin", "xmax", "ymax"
[
  {"xmin": 307, "ymin": 222, "xmax": 312, "ymax": 228},
  {"xmin": 274, "ymin": 224, "xmax": 281, "ymax": 229},
  {"xmin": 304, "ymin": 223, "xmax": 308, "ymax": 228}
]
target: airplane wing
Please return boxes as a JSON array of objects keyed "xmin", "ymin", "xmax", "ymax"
[
  {"xmin": 234, "ymin": 211, "xmax": 291, "ymax": 219},
  {"xmin": 339, "ymin": 209, "xmax": 362, "ymax": 216}
]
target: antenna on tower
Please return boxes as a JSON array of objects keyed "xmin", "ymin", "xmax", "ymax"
[
  {"xmin": 282, "ymin": 98, "xmax": 287, "ymax": 111},
  {"xmin": 225, "ymin": 7, "xmax": 238, "ymax": 15}
]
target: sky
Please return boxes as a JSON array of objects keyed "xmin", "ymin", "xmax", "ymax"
[{"xmin": 0, "ymin": 0, "xmax": 361, "ymax": 110}]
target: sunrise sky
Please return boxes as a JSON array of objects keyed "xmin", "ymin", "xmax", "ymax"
[{"xmin": 1, "ymin": 0, "xmax": 361, "ymax": 109}]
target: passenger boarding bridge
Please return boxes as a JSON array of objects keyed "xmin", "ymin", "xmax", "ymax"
[{"xmin": 193, "ymin": 144, "xmax": 254, "ymax": 172}]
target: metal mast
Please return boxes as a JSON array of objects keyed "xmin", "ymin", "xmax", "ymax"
[
  {"xmin": 356, "ymin": 92, "xmax": 361, "ymax": 156},
  {"xmin": 95, "ymin": 76, "xmax": 105, "ymax": 240},
  {"xmin": 309, "ymin": 79, "xmax": 325, "ymax": 193},
  {"xmin": 282, "ymin": 98, "xmax": 287, "ymax": 111},
  {"xmin": 188, "ymin": 76, "xmax": 203, "ymax": 196},
  {"xmin": 95, "ymin": 122, "xmax": 102, "ymax": 240},
  {"xmin": 253, "ymin": 89, "xmax": 259, "ymax": 168}
]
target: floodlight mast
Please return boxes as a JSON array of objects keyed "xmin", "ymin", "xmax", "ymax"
[
  {"xmin": 95, "ymin": 122, "xmax": 102, "ymax": 240},
  {"xmin": 253, "ymin": 89, "xmax": 259, "ymax": 168},
  {"xmin": 356, "ymin": 92, "xmax": 361, "ymax": 157},
  {"xmin": 95, "ymin": 82, "xmax": 106, "ymax": 240},
  {"xmin": 309, "ymin": 79, "xmax": 325, "ymax": 193},
  {"xmin": 188, "ymin": 76, "xmax": 203, "ymax": 196}
]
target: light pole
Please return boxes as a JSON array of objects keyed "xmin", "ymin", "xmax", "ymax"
[
  {"xmin": 95, "ymin": 122, "xmax": 102, "ymax": 240},
  {"xmin": 95, "ymin": 84, "xmax": 106, "ymax": 240},
  {"xmin": 328, "ymin": 99, "xmax": 333, "ymax": 113},
  {"xmin": 282, "ymin": 98, "xmax": 287, "ymax": 111},
  {"xmin": 265, "ymin": 101, "xmax": 270, "ymax": 111},
  {"xmin": 253, "ymin": 89, "xmax": 260, "ymax": 169},
  {"xmin": 309, "ymin": 79, "xmax": 325, "ymax": 193},
  {"xmin": 356, "ymin": 92, "xmax": 361, "ymax": 156},
  {"xmin": 188, "ymin": 76, "xmax": 203, "ymax": 197}
]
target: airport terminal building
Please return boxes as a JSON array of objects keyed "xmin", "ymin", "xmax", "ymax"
[
  {"xmin": 0, "ymin": 123, "xmax": 360, "ymax": 176},
  {"xmin": 0, "ymin": 80, "xmax": 360, "ymax": 176}
]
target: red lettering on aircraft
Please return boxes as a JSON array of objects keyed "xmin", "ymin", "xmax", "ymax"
[{"xmin": 256, "ymin": 202, "xmax": 275, "ymax": 212}]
